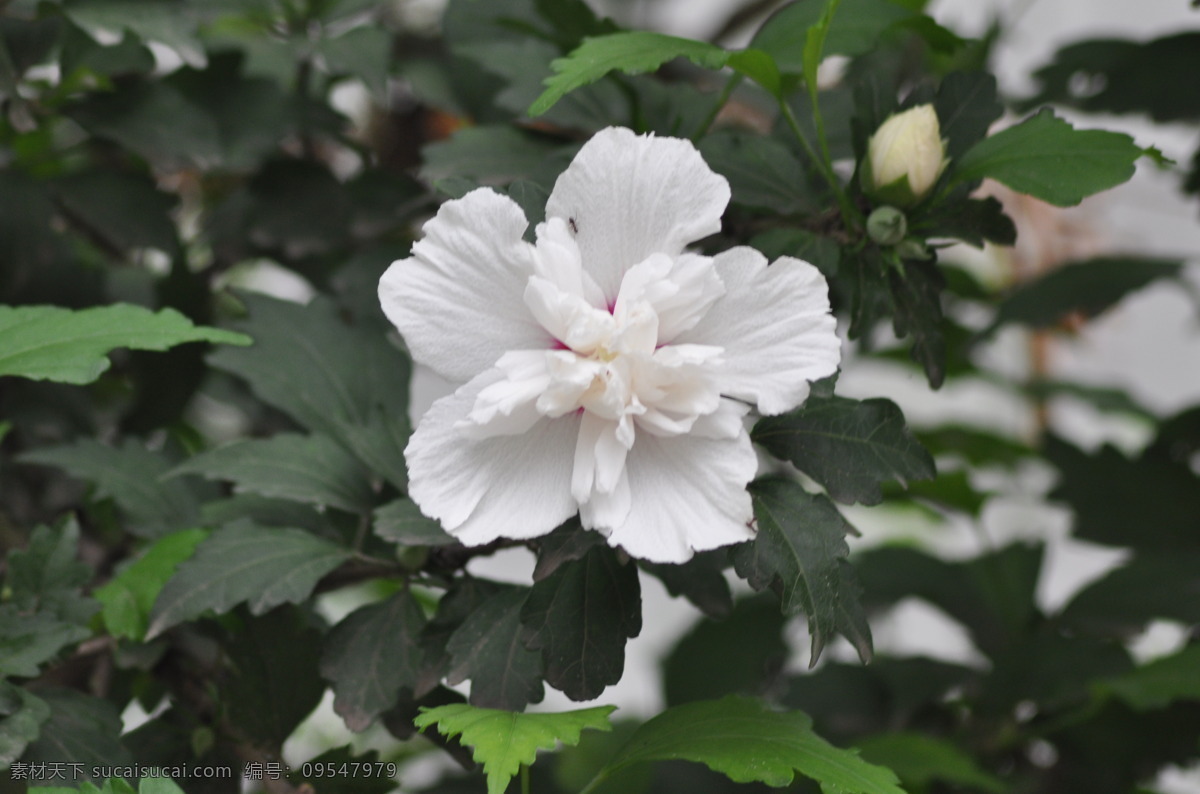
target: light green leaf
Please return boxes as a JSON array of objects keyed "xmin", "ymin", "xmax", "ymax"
[
  {"xmin": 146, "ymin": 522, "xmax": 350, "ymax": 638},
  {"xmin": 138, "ymin": 778, "xmax": 186, "ymax": 794},
  {"xmin": 857, "ymin": 732, "xmax": 1005, "ymax": 793},
  {"xmin": 951, "ymin": 110, "xmax": 1149, "ymax": 206},
  {"xmin": 0, "ymin": 304, "xmax": 249, "ymax": 385},
  {"xmin": 1098, "ymin": 644, "xmax": 1200, "ymax": 710},
  {"xmin": 170, "ymin": 433, "xmax": 376, "ymax": 514},
  {"xmin": 803, "ymin": 0, "xmax": 843, "ymax": 102},
  {"xmin": 600, "ymin": 696, "xmax": 904, "ymax": 793},
  {"xmin": 93, "ymin": 529, "xmax": 208, "ymax": 641},
  {"xmin": 0, "ymin": 420, "xmax": 10, "ymax": 443},
  {"xmin": 414, "ymin": 703, "xmax": 615, "ymax": 794}
]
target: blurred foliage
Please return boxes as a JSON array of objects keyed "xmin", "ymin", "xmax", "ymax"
[{"xmin": 2, "ymin": 0, "xmax": 1199, "ymax": 793}]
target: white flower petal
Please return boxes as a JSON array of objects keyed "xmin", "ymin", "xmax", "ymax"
[
  {"xmin": 599, "ymin": 401, "xmax": 757, "ymax": 563},
  {"xmin": 406, "ymin": 370, "xmax": 580, "ymax": 546},
  {"xmin": 678, "ymin": 247, "xmax": 841, "ymax": 415},
  {"xmin": 379, "ymin": 189, "xmax": 552, "ymax": 382},
  {"xmin": 545, "ymin": 127, "xmax": 731, "ymax": 302}
]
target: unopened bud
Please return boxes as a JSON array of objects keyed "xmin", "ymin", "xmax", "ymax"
[
  {"xmin": 867, "ymin": 206, "xmax": 907, "ymax": 246},
  {"xmin": 862, "ymin": 104, "xmax": 948, "ymax": 207}
]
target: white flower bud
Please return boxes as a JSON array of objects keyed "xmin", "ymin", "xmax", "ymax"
[{"xmin": 863, "ymin": 104, "xmax": 948, "ymax": 206}]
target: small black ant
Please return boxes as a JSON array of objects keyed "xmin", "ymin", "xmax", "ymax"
[{"xmin": 568, "ymin": 217, "xmax": 579, "ymax": 234}]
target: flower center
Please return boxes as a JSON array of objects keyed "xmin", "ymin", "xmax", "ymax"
[{"xmin": 456, "ymin": 221, "xmax": 729, "ymax": 518}]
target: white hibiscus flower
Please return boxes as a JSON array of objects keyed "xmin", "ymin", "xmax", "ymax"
[{"xmin": 379, "ymin": 126, "xmax": 840, "ymax": 563}]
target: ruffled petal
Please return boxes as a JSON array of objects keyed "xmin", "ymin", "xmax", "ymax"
[
  {"xmin": 598, "ymin": 400, "xmax": 757, "ymax": 563},
  {"xmin": 379, "ymin": 189, "xmax": 553, "ymax": 382},
  {"xmin": 406, "ymin": 369, "xmax": 581, "ymax": 546},
  {"xmin": 677, "ymin": 248, "xmax": 841, "ymax": 415},
  {"xmin": 545, "ymin": 127, "xmax": 731, "ymax": 303}
]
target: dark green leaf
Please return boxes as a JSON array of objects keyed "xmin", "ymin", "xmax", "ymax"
[
  {"xmin": 601, "ymin": 696, "xmax": 905, "ymax": 793},
  {"xmin": 318, "ymin": 27, "xmax": 392, "ymax": 100},
  {"xmin": 985, "ymin": 256, "xmax": 1182, "ymax": 335},
  {"xmin": 93, "ymin": 529, "xmax": 208, "ymax": 640},
  {"xmin": 916, "ymin": 425, "xmax": 1032, "ymax": 468},
  {"xmin": 532, "ymin": 0, "xmax": 619, "ymax": 48},
  {"xmin": 1027, "ymin": 34, "xmax": 1200, "ymax": 123},
  {"xmin": 857, "ymin": 543, "xmax": 1043, "ymax": 658},
  {"xmin": 1045, "ymin": 436, "xmax": 1200, "ymax": 551},
  {"xmin": 520, "ymin": 545, "xmax": 641, "ymax": 701},
  {"xmin": 889, "ymin": 258, "xmax": 947, "ymax": 388},
  {"xmin": 147, "ymin": 522, "xmax": 350, "ymax": 638},
  {"xmin": 698, "ymin": 131, "xmax": 817, "ymax": 213},
  {"xmin": 753, "ymin": 395, "xmax": 935, "ymax": 505},
  {"xmin": 1060, "ymin": 551, "xmax": 1200, "ymax": 636},
  {"xmin": 951, "ymin": 110, "xmax": 1149, "ymax": 206},
  {"xmin": 0, "ymin": 611, "xmax": 91, "ymax": 678},
  {"xmin": 749, "ymin": 229, "xmax": 841, "ymax": 278},
  {"xmin": 919, "ymin": 196, "xmax": 1016, "ymax": 247},
  {"xmin": 65, "ymin": 3, "xmax": 204, "ymax": 66},
  {"xmin": 320, "ymin": 590, "xmax": 431, "ymax": 732},
  {"xmin": 420, "ymin": 125, "xmax": 572, "ymax": 188},
  {"xmin": 640, "ymin": 550, "xmax": 733, "ymax": 619},
  {"xmin": 22, "ymin": 439, "xmax": 201, "ymax": 538},
  {"xmin": 856, "ymin": 732, "xmax": 1005, "ymax": 793},
  {"xmin": 731, "ymin": 478, "xmax": 872, "ymax": 663},
  {"xmin": 60, "ymin": 23, "xmax": 154, "ymax": 79},
  {"xmin": 54, "ymin": 170, "xmax": 179, "ymax": 256},
  {"xmin": 208, "ymin": 293, "xmax": 412, "ymax": 490},
  {"xmin": 171, "ymin": 433, "xmax": 376, "ymax": 514},
  {"xmin": 23, "ymin": 689, "xmax": 135, "ymax": 779},
  {"xmin": 1099, "ymin": 644, "xmax": 1200, "ymax": 710},
  {"xmin": 224, "ymin": 607, "xmax": 325, "ymax": 745},
  {"xmin": 446, "ymin": 587, "xmax": 545, "ymax": 710},
  {"xmin": 415, "ymin": 703, "xmax": 614, "ymax": 794},
  {"xmin": 374, "ymin": 498, "xmax": 455, "ymax": 547},
  {"xmin": 933, "ymin": 71, "xmax": 1003, "ymax": 161},
  {"xmin": 0, "ymin": 304, "xmax": 249, "ymax": 385},
  {"xmin": 0, "ymin": 682, "xmax": 50, "ymax": 766},
  {"xmin": 663, "ymin": 595, "xmax": 787, "ymax": 706},
  {"xmin": 531, "ymin": 518, "xmax": 602, "ymax": 581}
]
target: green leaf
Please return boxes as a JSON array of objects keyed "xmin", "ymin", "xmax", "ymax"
[
  {"xmin": 731, "ymin": 479, "xmax": 872, "ymax": 664},
  {"xmin": 420, "ymin": 125, "xmax": 573, "ymax": 188},
  {"xmin": 1045, "ymin": 436, "xmax": 1200, "ymax": 551},
  {"xmin": 320, "ymin": 591, "xmax": 431, "ymax": 732},
  {"xmin": 752, "ymin": 395, "xmax": 935, "ymax": 505},
  {"xmin": 0, "ymin": 682, "xmax": 51, "ymax": 765},
  {"xmin": 318, "ymin": 26, "xmax": 392, "ymax": 99},
  {"xmin": 21, "ymin": 439, "xmax": 201, "ymax": 538},
  {"xmin": 138, "ymin": 778, "xmax": 185, "ymax": 794},
  {"xmin": 414, "ymin": 702, "xmax": 615, "ymax": 794},
  {"xmin": 65, "ymin": 2, "xmax": 204, "ymax": 66},
  {"xmin": 531, "ymin": 518, "xmax": 603, "ymax": 581},
  {"xmin": 698, "ymin": 131, "xmax": 817, "ymax": 213},
  {"xmin": 803, "ymin": 0, "xmax": 843, "ymax": 101},
  {"xmin": 529, "ymin": 32, "xmax": 727, "ymax": 116},
  {"xmin": 0, "ymin": 304, "xmax": 249, "ymax": 385},
  {"xmin": 950, "ymin": 110, "xmax": 1149, "ymax": 206},
  {"xmin": 933, "ymin": 71, "xmax": 1003, "ymax": 162},
  {"xmin": 224, "ymin": 608, "xmax": 325, "ymax": 746},
  {"xmin": 600, "ymin": 696, "xmax": 905, "ymax": 793},
  {"xmin": 1098, "ymin": 644, "xmax": 1200, "ymax": 711},
  {"xmin": 374, "ymin": 498, "xmax": 455, "ymax": 546},
  {"xmin": 888, "ymin": 259, "xmax": 947, "ymax": 389},
  {"xmin": 640, "ymin": 550, "xmax": 733, "ymax": 620},
  {"xmin": 146, "ymin": 522, "xmax": 350, "ymax": 638},
  {"xmin": 0, "ymin": 521, "xmax": 98, "ymax": 676},
  {"xmin": 918, "ymin": 196, "xmax": 1016, "ymax": 247},
  {"xmin": 208, "ymin": 293, "xmax": 412, "ymax": 491},
  {"xmin": 520, "ymin": 544, "xmax": 641, "ymax": 701},
  {"xmin": 23, "ymin": 689, "xmax": 135, "ymax": 778},
  {"xmin": 985, "ymin": 256, "xmax": 1182, "ymax": 335},
  {"xmin": 1060, "ymin": 551, "xmax": 1200, "ymax": 636},
  {"xmin": 93, "ymin": 529, "xmax": 207, "ymax": 640},
  {"xmin": 54, "ymin": 170, "xmax": 179, "ymax": 256},
  {"xmin": 663, "ymin": 595, "xmax": 787, "ymax": 706},
  {"xmin": 170, "ymin": 433, "xmax": 376, "ymax": 514},
  {"xmin": 446, "ymin": 587, "xmax": 545, "ymax": 710},
  {"xmin": 857, "ymin": 732, "xmax": 1005, "ymax": 792},
  {"xmin": 753, "ymin": 0, "xmax": 912, "ymax": 71}
]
